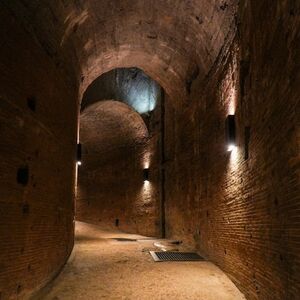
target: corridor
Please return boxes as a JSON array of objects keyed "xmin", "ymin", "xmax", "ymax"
[
  {"xmin": 0, "ymin": 1, "xmax": 299, "ymax": 299},
  {"xmin": 35, "ymin": 222, "xmax": 245, "ymax": 300}
]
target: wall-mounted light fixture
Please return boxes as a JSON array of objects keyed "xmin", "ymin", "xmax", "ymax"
[
  {"xmin": 77, "ymin": 143, "xmax": 82, "ymax": 165},
  {"xmin": 225, "ymin": 115, "xmax": 236, "ymax": 151},
  {"xmin": 143, "ymin": 168, "xmax": 149, "ymax": 182}
]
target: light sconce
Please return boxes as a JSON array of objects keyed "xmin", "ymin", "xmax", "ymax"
[
  {"xmin": 225, "ymin": 115, "xmax": 236, "ymax": 152},
  {"xmin": 143, "ymin": 168, "xmax": 149, "ymax": 182},
  {"xmin": 77, "ymin": 143, "xmax": 82, "ymax": 165}
]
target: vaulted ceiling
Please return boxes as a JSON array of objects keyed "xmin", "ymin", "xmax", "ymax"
[{"xmin": 4, "ymin": 0, "xmax": 237, "ymax": 100}]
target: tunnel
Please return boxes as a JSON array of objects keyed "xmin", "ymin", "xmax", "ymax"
[
  {"xmin": 77, "ymin": 68, "xmax": 162, "ymax": 237},
  {"xmin": 0, "ymin": 1, "xmax": 299, "ymax": 299}
]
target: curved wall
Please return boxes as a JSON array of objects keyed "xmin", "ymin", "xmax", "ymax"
[{"xmin": 0, "ymin": 6, "xmax": 77, "ymax": 300}]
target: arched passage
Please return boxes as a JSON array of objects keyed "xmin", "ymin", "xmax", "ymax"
[
  {"xmin": 77, "ymin": 100, "xmax": 160, "ymax": 236},
  {"xmin": 77, "ymin": 67, "xmax": 163, "ymax": 236},
  {"xmin": 81, "ymin": 67, "xmax": 161, "ymax": 114}
]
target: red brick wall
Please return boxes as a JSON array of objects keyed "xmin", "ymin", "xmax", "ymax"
[
  {"xmin": 0, "ymin": 7, "xmax": 77, "ymax": 300},
  {"xmin": 164, "ymin": 1, "xmax": 300, "ymax": 299}
]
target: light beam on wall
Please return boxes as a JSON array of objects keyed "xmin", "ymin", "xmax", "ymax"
[{"xmin": 127, "ymin": 83, "xmax": 159, "ymax": 114}]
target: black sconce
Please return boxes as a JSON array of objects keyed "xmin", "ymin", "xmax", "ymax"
[
  {"xmin": 143, "ymin": 168, "xmax": 149, "ymax": 182},
  {"xmin": 225, "ymin": 115, "xmax": 236, "ymax": 151},
  {"xmin": 77, "ymin": 143, "xmax": 82, "ymax": 165}
]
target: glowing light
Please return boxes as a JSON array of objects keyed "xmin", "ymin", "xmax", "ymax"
[
  {"xmin": 227, "ymin": 144, "xmax": 236, "ymax": 152},
  {"xmin": 126, "ymin": 79, "xmax": 160, "ymax": 114},
  {"xmin": 229, "ymin": 143, "xmax": 239, "ymax": 165},
  {"xmin": 139, "ymin": 179, "xmax": 152, "ymax": 204},
  {"xmin": 77, "ymin": 161, "xmax": 82, "ymax": 166},
  {"xmin": 143, "ymin": 153, "xmax": 150, "ymax": 170},
  {"xmin": 128, "ymin": 93, "xmax": 157, "ymax": 114},
  {"xmin": 228, "ymin": 97, "xmax": 236, "ymax": 115}
]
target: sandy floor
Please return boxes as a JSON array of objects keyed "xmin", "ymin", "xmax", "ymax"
[{"xmin": 35, "ymin": 222, "xmax": 245, "ymax": 300}]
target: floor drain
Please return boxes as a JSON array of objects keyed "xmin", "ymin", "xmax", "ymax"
[
  {"xmin": 149, "ymin": 251, "xmax": 204, "ymax": 262},
  {"xmin": 112, "ymin": 238, "xmax": 137, "ymax": 242}
]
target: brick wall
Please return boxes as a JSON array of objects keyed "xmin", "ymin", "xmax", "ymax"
[
  {"xmin": 0, "ymin": 6, "xmax": 77, "ymax": 300},
  {"xmin": 164, "ymin": 1, "xmax": 300, "ymax": 299}
]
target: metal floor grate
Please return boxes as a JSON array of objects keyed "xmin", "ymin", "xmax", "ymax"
[
  {"xmin": 149, "ymin": 251, "xmax": 204, "ymax": 262},
  {"xmin": 112, "ymin": 238, "xmax": 137, "ymax": 242}
]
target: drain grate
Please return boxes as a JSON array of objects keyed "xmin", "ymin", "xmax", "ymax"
[
  {"xmin": 149, "ymin": 251, "xmax": 204, "ymax": 262},
  {"xmin": 112, "ymin": 238, "xmax": 137, "ymax": 242}
]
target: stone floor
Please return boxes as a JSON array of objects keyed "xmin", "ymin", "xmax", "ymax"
[{"xmin": 34, "ymin": 222, "xmax": 246, "ymax": 300}]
